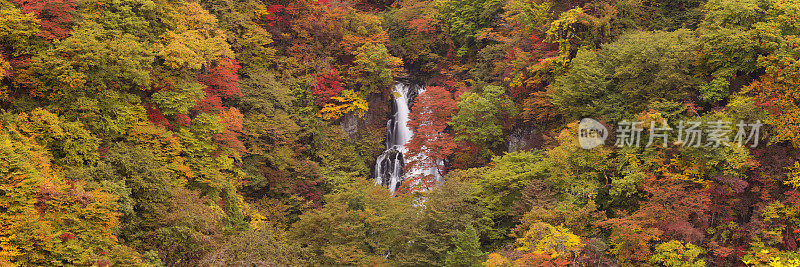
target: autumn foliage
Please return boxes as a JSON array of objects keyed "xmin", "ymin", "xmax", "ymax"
[{"xmin": 3, "ymin": 0, "xmax": 800, "ymax": 265}]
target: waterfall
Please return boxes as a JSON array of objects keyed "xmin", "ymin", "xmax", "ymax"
[{"xmin": 374, "ymin": 83, "xmax": 441, "ymax": 192}]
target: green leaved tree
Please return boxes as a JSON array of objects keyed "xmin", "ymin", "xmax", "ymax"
[{"xmin": 445, "ymin": 224, "xmax": 486, "ymax": 267}]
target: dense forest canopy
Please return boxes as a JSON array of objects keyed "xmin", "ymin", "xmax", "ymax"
[{"xmin": 1, "ymin": 0, "xmax": 800, "ymax": 266}]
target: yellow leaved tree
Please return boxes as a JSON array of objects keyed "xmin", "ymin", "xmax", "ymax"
[
  {"xmin": 515, "ymin": 222, "xmax": 584, "ymax": 258},
  {"xmin": 318, "ymin": 90, "xmax": 368, "ymax": 120}
]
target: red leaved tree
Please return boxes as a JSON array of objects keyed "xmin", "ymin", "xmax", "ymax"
[
  {"xmin": 196, "ymin": 58, "xmax": 242, "ymax": 113},
  {"xmin": 401, "ymin": 86, "xmax": 457, "ymax": 192},
  {"xmin": 14, "ymin": 0, "xmax": 75, "ymax": 40},
  {"xmin": 311, "ymin": 68, "xmax": 344, "ymax": 107},
  {"xmin": 195, "ymin": 59, "xmax": 245, "ymax": 154},
  {"xmin": 263, "ymin": 4, "xmax": 285, "ymax": 27},
  {"xmin": 146, "ymin": 105, "xmax": 172, "ymax": 129},
  {"xmin": 214, "ymin": 107, "xmax": 246, "ymax": 153}
]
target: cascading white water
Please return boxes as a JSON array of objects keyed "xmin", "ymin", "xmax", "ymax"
[{"xmin": 374, "ymin": 83, "xmax": 441, "ymax": 192}]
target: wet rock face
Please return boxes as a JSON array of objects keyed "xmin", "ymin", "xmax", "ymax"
[
  {"xmin": 405, "ymin": 84, "xmax": 420, "ymax": 109},
  {"xmin": 340, "ymin": 93, "xmax": 387, "ymax": 143},
  {"xmin": 508, "ymin": 127, "xmax": 527, "ymax": 153},
  {"xmin": 508, "ymin": 122, "xmax": 541, "ymax": 152}
]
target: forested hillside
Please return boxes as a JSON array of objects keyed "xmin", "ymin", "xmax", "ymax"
[{"xmin": 1, "ymin": 0, "xmax": 800, "ymax": 266}]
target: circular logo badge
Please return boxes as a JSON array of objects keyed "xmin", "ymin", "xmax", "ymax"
[{"xmin": 578, "ymin": 118, "xmax": 608, "ymax": 149}]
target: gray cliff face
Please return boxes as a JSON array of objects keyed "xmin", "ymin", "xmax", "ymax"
[{"xmin": 340, "ymin": 112, "xmax": 359, "ymax": 141}]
